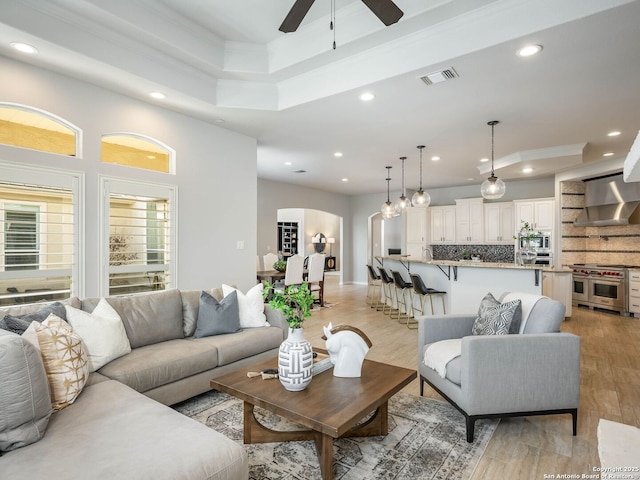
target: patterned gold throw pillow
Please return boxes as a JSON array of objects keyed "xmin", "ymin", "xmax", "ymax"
[{"xmin": 23, "ymin": 314, "xmax": 89, "ymax": 411}]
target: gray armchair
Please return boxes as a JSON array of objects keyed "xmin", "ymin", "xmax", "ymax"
[{"xmin": 417, "ymin": 293, "xmax": 580, "ymax": 442}]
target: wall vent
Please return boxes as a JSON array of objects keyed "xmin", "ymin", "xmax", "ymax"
[{"xmin": 420, "ymin": 67, "xmax": 459, "ymax": 85}]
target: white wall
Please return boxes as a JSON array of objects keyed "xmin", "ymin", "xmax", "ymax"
[{"xmin": 0, "ymin": 56, "xmax": 258, "ymax": 294}]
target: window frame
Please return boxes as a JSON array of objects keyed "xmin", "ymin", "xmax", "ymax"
[
  {"xmin": 0, "ymin": 102, "xmax": 83, "ymax": 158},
  {"xmin": 100, "ymin": 176, "xmax": 177, "ymax": 297},
  {"xmin": 0, "ymin": 160, "xmax": 84, "ymax": 303}
]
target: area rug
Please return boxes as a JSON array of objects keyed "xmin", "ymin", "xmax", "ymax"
[{"xmin": 173, "ymin": 390, "xmax": 498, "ymax": 480}]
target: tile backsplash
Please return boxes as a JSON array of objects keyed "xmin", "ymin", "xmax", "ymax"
[
  {"xmin": 561, "ymin": 181, "xmax": 640, "ymax": 266},
  {"xmin": 433, "ymin": 244, "xmax": 515, "ymax": 263}
]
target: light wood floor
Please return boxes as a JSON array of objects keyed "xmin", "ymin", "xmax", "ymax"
[{"xmin": 302, "ymin": 274, "xmax": 640, "ymax": 480}]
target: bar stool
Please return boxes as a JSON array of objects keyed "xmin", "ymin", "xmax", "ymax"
[
  {"xmin": 366, "ymin": 265, "xmax": 383, "ymax": 309},
  {"xmin": 391, "ymin": 270, "xmax": 414, "ymax": 326},
  {"xmin": 378, "ymin": 268, "xmax": 397, "ymax": 316},
  {"xmin": 409, "ymin": 273, "xmax": 447, "ymax": 318}
]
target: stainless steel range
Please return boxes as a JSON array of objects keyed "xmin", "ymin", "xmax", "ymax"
[{"xmin": 571, "ymin": 264, "xmax": 628, "ymax": 314}]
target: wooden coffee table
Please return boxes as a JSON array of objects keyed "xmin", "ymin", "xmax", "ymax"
[{"xmin": 210, "ymin": 356, "xmax": 416, "ymax": 480}]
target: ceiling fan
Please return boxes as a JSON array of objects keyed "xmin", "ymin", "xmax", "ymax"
[{"xmin": 279, "ymin": 0, "xmax": 404, "ymax": 33}]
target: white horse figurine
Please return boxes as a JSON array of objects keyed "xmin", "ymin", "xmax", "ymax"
[{"xmin": 322, "ymin": 322, "xmax": 372, "ymax": 378}]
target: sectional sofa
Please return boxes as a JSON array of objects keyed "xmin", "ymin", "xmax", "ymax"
[{"xmin": 0, "ymin": 287, "xmax": 289, "ymax": 480}]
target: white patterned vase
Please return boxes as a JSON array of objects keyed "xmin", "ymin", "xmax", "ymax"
[{"xmin": 278, "ymin": 327, "xmax": 313, "ymax": 391}]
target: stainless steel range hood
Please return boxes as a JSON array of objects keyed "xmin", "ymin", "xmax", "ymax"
[{"xmin": 574, "ymin": 173, "xmax": 640, "ymax": 227}]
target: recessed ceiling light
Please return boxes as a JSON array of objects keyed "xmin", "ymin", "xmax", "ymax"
[
  {"xmin": 431, "ymin": 156, "xmax": 440, "ymax": 161},
  {"xmin": 341, "ymin": 178, "xmax": 348, "ymax": 182},
  {"xmin": 10, "ymin": 42, "xmax": 38, "ymax": 54},
  {"xmin": 467, "ymin": 178, "xmax": 475, "ymax": 181},
  {"xmin": 149, "ymin": 91, "xmax": 166, "ymax": 99},
  {"xmin": 522, "ymin": 167, "xmax": 533, "ymax": 173},
  {"xmin": 359, "ymin": 92, "xmax": 375, "ymax": 101},
  {"xmin": 334, "ymin": 152, "xmax": 343, "ymax": 157},
  {"xmin": 517, "ymin": 44, "xmax": 543, "ymax": 57},
  {"xmin": 215, "ymin": 118, "xmax": 225, "ymax": 124},
  {"xmin": 480, "ymin": 158, "xmax": 489, "ymax": 163},
  {"xmin": 284, "ymin": 162, "xmax": 293, "ymax": 166},
  {"xmin": 603, "ymin": 152, "xmax": 614, "ymax": 157},
  {"xmin": 607, "ymin": 131, "xmax": 621, "ymax": 137}
]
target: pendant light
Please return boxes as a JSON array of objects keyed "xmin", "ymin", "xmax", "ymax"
[
  {"xmin": 411, "ymin": 145, "xmax": 431, "ymax": 207},
  {"xmin": 393, "ymin": 156, "xmax": 412, "ymax": 212},
  {"xmin": 381, "ymin": 166, "xmax": 399, "ymax": 219},
  {"xmin": 481, "ymin": 120, "xmax": 506, "ymax": 199}
]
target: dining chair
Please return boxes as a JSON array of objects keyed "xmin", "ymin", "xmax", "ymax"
[
  {"xmin": 307, "ymin": 253, "xmax": 326, "ymax": 306},
  {"xmin": 284, "ymin": 254, "xmax": 304, "ymax": 287},
  {"xmin": 263, "ymin": 253, "xmax": 279, "ymax": 271}
]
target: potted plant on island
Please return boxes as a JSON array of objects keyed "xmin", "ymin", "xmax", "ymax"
[
  {"xmin": 263, "ymin": 281, "xmax": 315, "ymax": 391},
  {"xmin": 513, "ymin": 220, "xmax": 542, "ymax": 264}
]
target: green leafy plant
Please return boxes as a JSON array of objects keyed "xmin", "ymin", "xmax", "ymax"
[
  {"xmin": 272, "ymin": 259, "xmax": 287, "ymax": 272},
  {"xmin": 263, "ymin": 281, "xmax": 314, "ymax": 329},
  {"xmin": 513, "ymin": 220, "xmax": 542, "ymax": 241},
  {"xmin": 461, "ymin": 250, "xmax": 470, "ymax": 260}
]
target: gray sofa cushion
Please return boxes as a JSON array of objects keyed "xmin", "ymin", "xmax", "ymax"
[
  {"xmin": 0, "ymin": 380, "xmax": 248, "ymax": 480},
  {"xmin": 98, "ymin": 339, "xmax": 218, "ymax": 393},
  {"xmin": 0, "ymin": 330, "xmax": 52, "ymax": 453},
  {"xmin": 189, "ymin": 326, "xmax": 283, "ymax": 366},
  {"xmin": 83, "ymin": 290, "xmax": 184, "ymax": 348},
  {"xmin": 523, "ymin": 297, "xmax": 566, "ymax": 333},
  {"xmin": 194, "ymin": 290, "xmax": 241, "ymax": 338}
]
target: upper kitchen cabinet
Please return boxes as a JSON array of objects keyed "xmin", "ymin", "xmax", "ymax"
[
  {"xmin": 514, "ymin": 198, "xmax": 555, "ymax": 232},
  {"xmin": 455, "ymin": 198, "xmax": 484, "ymax": 243},
  {"xmin": 430, "ymin": 205, "xmax": 456, "ymax": 244},
  {"xmin": 405, "ymin": 207, "xmax": 428, "ymax": 258},
  {"xmin": 484, "ymin": 202, "xmax": 514, "ymax": 244}
]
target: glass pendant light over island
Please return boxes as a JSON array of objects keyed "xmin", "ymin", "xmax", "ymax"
[
  {"xmin": 411, "ymin": 145, "xmax": 431, "ymax": 207},
  {"xmin": 480, "ymin": 120, "xmax": 506, "ymax": 199},
  {"xmin": 381, "ymin": 166, "xmax": 399, "ymax": 219},
  {"xmin": 393, "ymin": 156, "xmax": 411, "ymax": 212}
]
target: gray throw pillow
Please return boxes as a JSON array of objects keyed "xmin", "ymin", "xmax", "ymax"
[
  {"xmin": 194, "ymin": 290, "xmax": 241, "ymax": 338},
  {"xmin": 0, "ymin": 302, "xmax": 67, "ymax": 335},
  {"xmin": 472, "ymin": 293, "xmax": 521, "ymax": 336},
  {"xmin": 0, "ymin": 330, "xmax": 52, "ymax": 452}
]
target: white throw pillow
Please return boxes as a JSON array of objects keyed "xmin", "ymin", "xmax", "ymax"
[
  {"xmin": 65, "ymin": 299, "xmax": 132, "ymax": 372},
  {"xmin": 222, "ymin": 284, "xmax": 269, "ymax": 328}
]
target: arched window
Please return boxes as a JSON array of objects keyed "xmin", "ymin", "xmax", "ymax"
[
  {"xmin": 101, "ymin": 133, "xmax": 175, "ymax": 174},
  {"xmin": 0, "ymin": 102, "xmax": 81, "ymax": 157}
]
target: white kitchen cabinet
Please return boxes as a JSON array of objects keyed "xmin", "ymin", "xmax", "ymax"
[
  {"xmin": 455, "ymin": 198, "xmax": 484, "ymax": 243},
  {"xmin": 430, "ymin": 205, "xmax": 456, "ymax": 244},
  {"xmin": 542, "ymin": 271, "xmax": 572, "ymax": 317},
  {"xmin": 514, "ymin": 198, "xmax": 555, "ymax": 232},
  {"xmin": 405, "ymin": 206, "xmax": 428, "ymax": 258},
  {"xmin": 628, "ymin": 269, "xmax": 640, "ymax": 315},
  {"xmin": 484, "ymin": 202, "xmax": 514, "ymax": 244}
]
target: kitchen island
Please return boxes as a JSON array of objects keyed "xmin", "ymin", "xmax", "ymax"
[{"xmin": 375, "ymin": 256, "xmax": 572, "ymax": 315}]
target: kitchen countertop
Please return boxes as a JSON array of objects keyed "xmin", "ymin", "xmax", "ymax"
[{"xmin": 376, "ymin": 256, "xmax": 572, "ymax": 273}]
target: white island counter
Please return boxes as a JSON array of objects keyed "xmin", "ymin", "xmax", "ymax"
[{"xmin": 375, "ymin": 256, "xmax": 572, "ymax": 315}]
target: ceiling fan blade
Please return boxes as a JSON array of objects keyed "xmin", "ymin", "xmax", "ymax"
[
  {"xmin": 279, "ymin": 0, "xmax": 315, "ymax": 33},
  {"xmin": 360, "ymin": 0, "xmax": 404, "ymax": 26}
]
